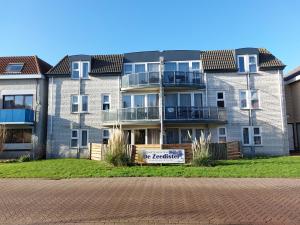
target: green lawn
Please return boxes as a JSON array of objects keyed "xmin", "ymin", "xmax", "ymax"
[{"xmin": 0, "ymin": 156, "xmax": 299, "ymax": 179}]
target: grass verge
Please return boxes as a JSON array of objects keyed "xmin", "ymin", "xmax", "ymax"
[{"xmin": 0, "ymin": 156, "xmax": 299, "ymax": 179}]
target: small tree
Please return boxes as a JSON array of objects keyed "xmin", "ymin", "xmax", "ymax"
[
  {"xmin": 0, "ymin": 125, "xmax": 7, "ymax": 152},
  {"xmin": 190, "ymin": 131, "xmax": 214, "ymax": 167},
  {"xmin": 105, "ymin": 125, "xmax": 131, "ymax": 166}
]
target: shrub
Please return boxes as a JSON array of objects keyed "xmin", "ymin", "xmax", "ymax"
[
  {"xmin": 18, "ymin": 154, "xmax": 31, "ymax": 162},
  {"xmin": 105, "ymin": 126, "xmax": 131, "ymax": 166},
  {"xmin": 190, "ymin": 131, "xmax": 215, "ymax": 167},
  {"xmin": 0, "ymin": 125, "xmax": 7, "ymax": 152}
]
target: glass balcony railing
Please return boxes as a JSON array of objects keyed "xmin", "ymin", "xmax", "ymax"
[
  {"xmin": 102, "ymin": 107, "xmax": 160, "ymax": 122},
  {"xmin": 164, "ymin": 106, "xmax": 226, "ymax": 121},
  {"xmin": 0, "ymin": 109, "xmax": 34, "ymax": 124},
  {"xmin": 163, "ymin": 71, "xmax": 204, "ymax": 87},
  {"xmin": 121, "ymin": 72, "xmax": 160, "ymax": 89},
  {"xmin": 121, "ymin": 71, "xmax": 205, "ymax": 89}
]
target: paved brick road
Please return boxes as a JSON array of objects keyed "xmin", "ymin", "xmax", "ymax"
[{"xmin": 0, "ymin": 178, "xmax": 300, "ymax": 225}]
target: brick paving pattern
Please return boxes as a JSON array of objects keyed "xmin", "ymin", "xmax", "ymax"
[{"xmin": 0, "ymin": 178, "xmax": 299, "ymax": 225}]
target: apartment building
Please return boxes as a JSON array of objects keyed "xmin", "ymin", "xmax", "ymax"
[
  {"xmin": 47, "ymin": 48, "xmax": 288, "ymax": 158},
  {"xmin": 0, "ymin": 56, "xmax": 52, "ymax": 159},
  {"xmin": 284, "ymin": 66, "xmax": 300, "ymax": 151}
]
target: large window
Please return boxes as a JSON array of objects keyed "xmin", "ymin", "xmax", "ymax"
[
  {"xmin": 71, "ymin": 61, "xmax": 90, "ymax": 79},
  {"xmin": 239, "ymin": 90, "xmax": 260, "ymax": 109},
  {"xmin": 71, "ymin": 95, "xmax": 88, "ymax": 113},
  {"xmin": 242, "ymin": 126, "xmax": 262, "ymax": 146},
  {"xmin": 237, "ymin": 55, "xmax": 257, "ymax": 73},
  {"xmin": 70, "ymin": 129, "xmax": 89, "ymax": 148},
  {"xmin": 166, "ymin": 128, "xmax": 206, "ymax": 144},
  {"xmin": 5, "ymin": 63, "xmax": 24, "ymax": 73},
  {"xmin": 5, "ymin": 129, "xmax": 32, "ymax": 143},
  {"xmin": 3, "ymin": 95, "xmax": 33, "ymax": 109}
]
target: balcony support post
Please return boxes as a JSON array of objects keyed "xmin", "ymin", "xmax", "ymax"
[{"xmin": 159, "ymin": 56, "xmax": 164, "ymax": 147}]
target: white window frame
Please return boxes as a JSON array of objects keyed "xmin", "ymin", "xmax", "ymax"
[
  {"xmin": 122, "ymin": 93, "xmax": 159, "ymax": 108},
  {"xmin": 241, "ymin": 126, "xmax": 262, "ymax": 146},
  {"xmin": 80, "ymin": 129, "xmax": 89, "ymax": 148},
  {"xmin": 239, "ymin": 90, "xmax": 260, "ymax": 110},
  {"xmin": 102, "ymin": 129, "xmax": 110, "ymax": 144},
  {"xmin": 102, "ymin": 94, "xmax": 111, "ymax": 110},
  {"xmin": 216, "ymin": 91, "xmax": 225, "ymax": 107},
  {"xmin": 70, "ymin": 129, "xmax": 79, "ymax": 148},
  {"xmin": 71, "ymin": 95, "xmax": 89, "ymax": 113},
  {"xmin": 71, "ymin": 61, "xmax": 90, "ymax": 79},
  {"xmin": 71, "ymin": 95, "xmax": 79, "ymax": 113},
  {"xmin": 218, "ymin": 127, "xmax": 227, "ymax": 143},
  {"xmin": 237, "ymin": 55, "xmax": 258, "ymax": 74}
]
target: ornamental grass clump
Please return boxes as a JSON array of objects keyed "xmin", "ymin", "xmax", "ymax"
[
  {"xmin": 105, "ymin": 126, "xmax": 131, "ymax": 167},
  {"xmin": 190, "ymin": 131, "xmax": 215, "ymax": 167}
]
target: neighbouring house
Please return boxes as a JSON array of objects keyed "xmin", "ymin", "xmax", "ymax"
[
  {"xmin": 0, "ymin": 56, "xmax": 52, "ymax": 159},
  {"xmin": 284, "ymin": 66, "xmax": 300, "ymax": 152},
  {"xmin": 46, "ymin": 48, "xmax": 288, "ymax": 158}
]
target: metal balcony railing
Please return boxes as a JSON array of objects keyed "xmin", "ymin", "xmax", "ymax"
[
  {"xmin": 121, "ymin": 72, "xmax": 160, "ymax": 89},
  {"xmin": 102, "ymin": 107, "xmax": 160, "ymax": 122},
  {"xmin": 164, "ymin": 106, "xmax": 226, "ymax": 121}
]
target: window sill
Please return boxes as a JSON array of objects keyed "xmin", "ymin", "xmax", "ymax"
[{"xmin": 71, "ymin": 112, "xmax": 90, "ymax": 114}]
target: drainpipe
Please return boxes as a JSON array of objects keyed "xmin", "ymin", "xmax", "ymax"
[
  {"xmin": 77, "ymin": 69, "xmax": 81, "ymax": 159},
  {"xmin": 159, "ymin": 56, "xmax": 164, "ymax": 148},
  {"xmin": 247, "ymin": 71, "xmax": 255, "ymax": 157},
  {"xmin": 50, "ymin": 76, "xmax": 54, "ymax": 155}
]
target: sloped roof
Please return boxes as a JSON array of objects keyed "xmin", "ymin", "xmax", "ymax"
[
  {"xmin": 0, "ymin": 56, "xmax": 52, "ymax": 74},
  {"xmin": 284, "ymin": 66, "xmax": 300, "ymax": 82},
  {"xmin": 201, "ymin": 48, "xmax": 285, "ymax": 72},
  {"xmin": 47, "ymin": 54, "xmax": 124, "ymax": 75}
]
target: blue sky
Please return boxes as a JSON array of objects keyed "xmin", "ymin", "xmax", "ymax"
[{"xmin": 0, "ymin": 0, "xmax": 299, "ymax": 72}]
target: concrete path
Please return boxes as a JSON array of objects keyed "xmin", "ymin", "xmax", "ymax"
[{"xmin": 0, "ymin": 178, "xmax": 300, "ymax": 225}]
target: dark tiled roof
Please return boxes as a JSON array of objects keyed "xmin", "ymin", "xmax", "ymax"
[
  {"xmin": 0, "ymin": 56, "xmax": 52, "ymax": 75},
  {"xmin": 47, "ymin": 54, "xmax": 124, "ymax": 75},
  {"xmin": 47, "ymin": 56, "xmax": 70, "ymax": 75},
  {"xmin": 91, "ymin": 54, "xmax": 123, "ymax": 74},
  {"xmin": 258, "ymin": 48, "xmax": 285, "ymax": 70},
  {"xmin": 201, "ymin": 50, "xmax": 236, "ymax": 72},
  {"xmin": 201, "ymin": 48, "xmax": 285, "ymax": 72}
]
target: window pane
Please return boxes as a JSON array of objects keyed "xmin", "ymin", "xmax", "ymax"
[
  {"xmin": 71, "ymin": 139, "xmax": 78, "ymax": 147},
  {"xmin": 103, "ymin": 129, "xmax": 109, "ymax": 137},
  {"xmin": 243, "ymin": 128, "xmax": 250, "ymax": 145},
  {"xmin": 3, "ymin": 96, "xmax": 14, "ymax": 109},
  {"xmin": 251, "ymin": 91, "xmax": 259, "ymax": 109},
  {"xmin": 124, "ymin": 64, "xmax": 132, "ymax": 74},
  {"xmin": 147, "ymin": 94, "xmax": 159, "ymax": 107},
  {"xmin": 178, "ymin": 62, "xmax": 189, "ymax": 72},
  {"xmin": 122, "ymin": 96, "xmax": 131, "ymax": 108},
  {"xmin": 240, "ymin": 91, "xmax": 247, "ymax": 108},
  {"xmin": 73, "ymin": 62, "xmax": 79, "ymax": 69},
  {"xmin": 23, "ymin": 129, "xmax": 32, "ymax": 143},
  {"xmin": 217, "ymin": 100, "xmax": 225, "ymax": 108},
  {"xmin": 166, "ymin": 128, "xmax": 179, "ymax": 144},
  {"xmin": 249, "ymin": 64, "xmax": 257, "ymax": 73},
  {"xmin": 24, "ymin": 96, "xmax": 33, "ymax": 109},
  {"xmin": 253, "ymin": 127, "xmax": 260, "ymax": 135},
  {"xmin": 254, "ymin": 136, "xmax": 261, "ymax": 145},
  {"xmin": 195, "ymin": 129, "xmax": 204, "ymax": 140},
  {"xmin": 217, "ymin": 92, "xmax": 223, "ymax": 99},
  {"xmin": 82, "ymin": 96, "xmax": 88, "ymax": 111},
  {"xmin": 81, "ymin": 130, "xmax": 88, "ymax": 147},
  {"xmin": 192, "ymin": 62, "xmax": 200, "ymax": 70},
  {"xmin": 181, "ymin": 129, "xmax": 192, "ymax": 143},
  {"xmin": 147, "ymin": 63, "xmax": 159, "ymax": 72},
  {"xmin": 72, "ymin": 96, "xmax": 79, "ymax": 112},
  {"xmin": 219, "ymin": 127, "xmax": 226, "ymax": 135},
  {"xmin": 249, "ymin": 56, "xmax": 256, "ymax": 64},
  {"xmin": 134, "ymin": 95, "xmax": 145, "ymax": 107},
  {"xmin": 134, "ymin": 130, "xmax": 145, "ymax": 144},
  {"xmin": 164, "ymin": 62, "xmax": 176, "ymax": 71},
  {"xmin": 72, "ymin": 62, "xmax": 79, "ymax": 79},
  {"xmin": 180, "ymin": 94, "xmax": 191, "ymax": 106},
  {"xmin": 72, "ymin": 130, "xmax": 78, "ymax": 138},
  {"xmin": 219, "ymin": 137, "xmax": 226, "ymax": 143},
  {"xmin": 15, "ymin": 96, "xmax": 24, "ymax": 108},
  {"xmin": 82, "ymin": 62, "xmax": 89, "ymax": 78},
  {"xmin": 72, "ymin": 96, "xmax": 78, "ymax": 103},
  {"xmin": 238, "ymin": 57, "xmax": 245, "ymax": 73},
  {"xmin": 6, "ymin": 63, "xmax": 23, "ymax": 72},
  {"xmin": 194, "ymin": 93, "xmax": 203, "ymax": 107},
  {"xmin": 103, "ymin": 95, "xmax": 109, "ymax": 103},
  {"xmin": 135, "ymin": 64, "xmax": 145, "ymax": 73},
  {"xmin": 165, "ymin": 94, "xmax": 178, "ymax": 107}
]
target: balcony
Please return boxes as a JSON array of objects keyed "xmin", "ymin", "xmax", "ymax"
[
  {"xmin": 163, "ymin": 71, "xmax": 205, "ymax": 88},
  {"xmin": 0, "ymin": 109, "xmax": 34, "ymax": 124},
  {"xmin": 164, "ymin": 107, "xmax": 226, "ymax": 123},
  {"xmin": 121, "ymin": 72, "xmax": 160, "ymax": 90},
  {"xmin": 102, "ymin": 107, "xmax": 160, "ymax": 124}
]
